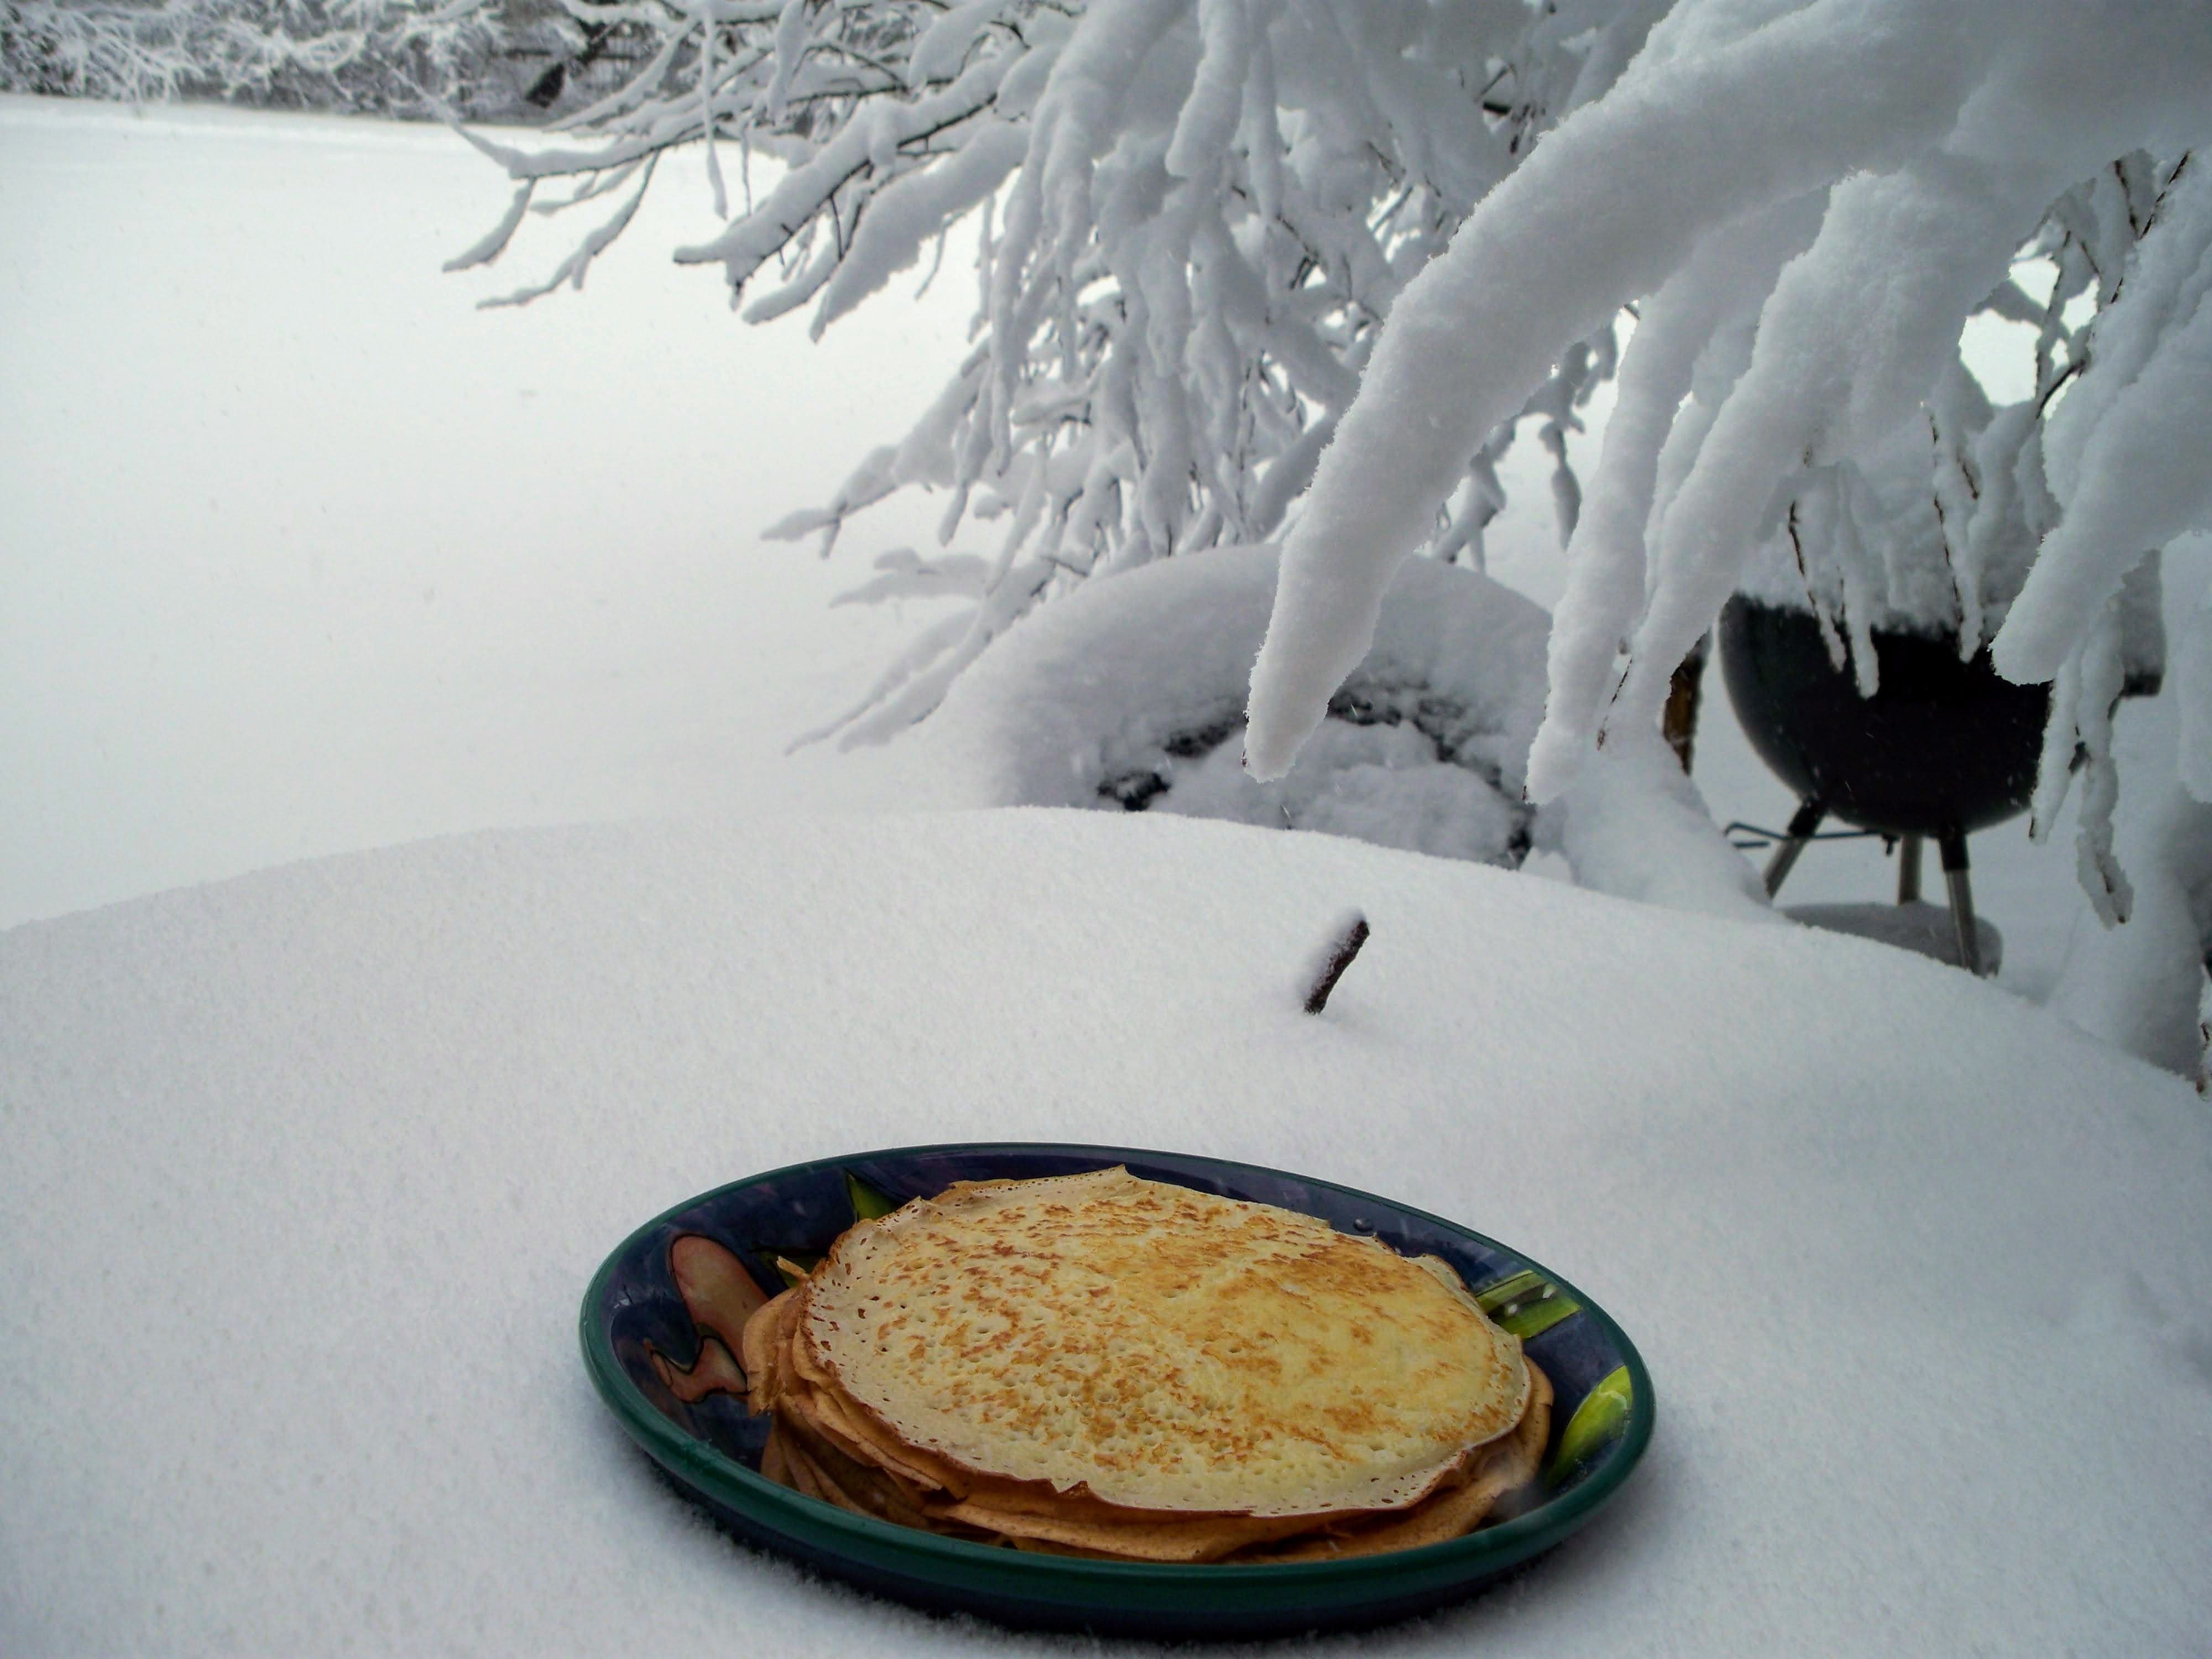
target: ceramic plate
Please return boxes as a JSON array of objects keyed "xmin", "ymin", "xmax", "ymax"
[{"xmin": 581, "ymin": 1143, "xmax": 1653, "ymax": 1637}]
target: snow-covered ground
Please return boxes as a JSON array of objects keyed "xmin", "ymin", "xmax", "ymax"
[
  {"xmin": 0, "ymin": 94, "xmax": 970, "ymax": 927},
  {"xmin": 7, "ymin": 811, "xmax": 2210, "ymax": 1655},
  {"xmin": 4, "ymin": 97, "xmax": 2210, "ymax": 1655}
]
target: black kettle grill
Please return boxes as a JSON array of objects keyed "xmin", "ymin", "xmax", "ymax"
[{"xmin": 1718, "ymin": 596, "xmax": 2052, "ymax": 974}]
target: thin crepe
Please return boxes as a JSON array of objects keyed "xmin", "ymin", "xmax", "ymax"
[{"xmin": 740, "ymin": 1170, "xmax": 1551, "ymax": 1562}]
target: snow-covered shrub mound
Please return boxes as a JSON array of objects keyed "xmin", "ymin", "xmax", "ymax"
[{"xmin": 925, "ymin": 546, "xmax": 1551, "ymax": 866}]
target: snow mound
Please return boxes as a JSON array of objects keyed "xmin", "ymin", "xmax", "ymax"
[
  {"xmin": 1538, "ymin": 727, "xmax": 1777, "ymax": 925},
  {"xmin": 923, "ymin": 546, "xmax": 1551, "ymax": 866}
]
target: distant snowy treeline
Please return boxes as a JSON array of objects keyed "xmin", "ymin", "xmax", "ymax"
[{"xmin": 0, "ymin": 0, "xmax": 643, "ymax": 121}]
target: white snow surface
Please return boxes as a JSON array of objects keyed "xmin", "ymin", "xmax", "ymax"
[
  {"xmin": 5, "ymin": 808, "xmax": 2210, "ymax": 1655},
  {"xmin": 0, "ymin": 93, "xmax": 973, "ymax": 927}
]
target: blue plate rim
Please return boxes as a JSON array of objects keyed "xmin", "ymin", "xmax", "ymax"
[{"xmin": 580, "ymin": 1140, "xmax": 1656, "ymax": 1589}]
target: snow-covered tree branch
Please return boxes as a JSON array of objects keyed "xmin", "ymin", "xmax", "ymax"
[
  {"xmin": 1242, "ymin": 1, "xmax": 2212, "ymax": 854},
  {"xmin": 455, "ymin": 1, "xmax": 2212, "ymax": 950},
  {"xmin": 453, "ymin": 0, "xmax": 1646, "ymax": 743}
]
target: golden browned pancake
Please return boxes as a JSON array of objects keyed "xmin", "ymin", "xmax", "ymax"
[
  {"xmin": 750, "ymin": 1287, "xmax": 1376, "ymax": 1561},
  {"xmin": 743, "ymin": 1168, "xmax": 1547, "ymax": 1560},
  {"xmin": 1224, "ymin": 1360, "xmax": 1553, "ymax": 1561}
]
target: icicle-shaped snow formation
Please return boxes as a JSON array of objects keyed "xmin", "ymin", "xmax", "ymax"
[
  {"xmin": 1526, "ymin": 190, "xmax": 1828, "ymax": 796},
  {"xmin": 1244, "ymin": 2, "xmax": 2212, "ymax": 813},
  {"xmin": 455, "ymin": 1, "xmax": 1653, "ymax": 742}
]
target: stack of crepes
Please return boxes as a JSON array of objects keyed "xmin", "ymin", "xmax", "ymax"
[{"xmin": 739, "ymin": 1167, "xmax": 1552, "ymax": 1562}]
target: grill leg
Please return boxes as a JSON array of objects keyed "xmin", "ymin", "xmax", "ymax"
[
  {"xmin": 1763, "ymin": 799, "xmax": 1827, "ymax": 898},
  {"xmin": 1897, "ymin": 833, "xmax": 1923, "ymax": 905},
  {"xmin": 1939, "ymin": 831, "xmax": 1983, "ymax": 975}
]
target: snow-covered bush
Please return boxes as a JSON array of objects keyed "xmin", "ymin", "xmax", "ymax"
[{"xmin": 917, "ymin": 543, "xmax": 1550, "ymax": 867}]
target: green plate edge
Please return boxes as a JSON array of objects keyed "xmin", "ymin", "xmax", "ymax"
[{"xmin": 579, "ymin": 1140, "xmax": 1657, "ymax": 1623}]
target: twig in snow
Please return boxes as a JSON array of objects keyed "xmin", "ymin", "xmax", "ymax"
[{"xmin": 1302, "ymin": 910, "xmax": 1370, "ymax": 1015}]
